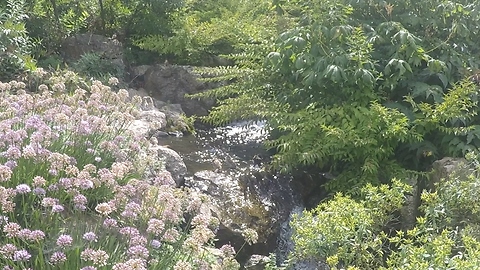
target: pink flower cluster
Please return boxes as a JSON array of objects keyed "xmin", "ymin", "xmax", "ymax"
[{"xmin": 0, "ymin": 74, "xmax": 242, "ymax": 269}]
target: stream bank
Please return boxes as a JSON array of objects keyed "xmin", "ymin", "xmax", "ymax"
[{"xmin": 157, "ymin": 121, "xmax": 302, "ymax": 267}]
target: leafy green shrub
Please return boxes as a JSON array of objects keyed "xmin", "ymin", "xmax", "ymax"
[
  {"xmin": 288, "ymin": 179, "xmax": 410, "ymax": 269},
  {"xmin": 36, "ymin": 53, "xmax": 64, "ymax": 70},
  {"xmin": 0, "ymin": 0, "xmax": 36, "ymax": 81},
  {"xmin": 24, "ymin": 0, "xmax": 184, "ymax": 66},
  {"xmin": 73, "ymin": 52, "xmax": 124, "ymax": 80},
  {"xmin": 0, "ymin": 74, "xmax": 242, "ymax": 269},
  {"xmin": 134, "ymin": 0, "xmax": 277, "ymax": 65},
  {"xmin": 194, "ymin": 0, "xmax": 480, "ymax": 191},
  {"xmin": 286, "ymin": 154, "xmax": 480, "ymax": 269}
]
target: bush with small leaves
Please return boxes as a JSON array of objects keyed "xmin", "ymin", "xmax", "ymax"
[{"xmin": 286, "ymin": 154, "xmax": 480, "ymax": 269}]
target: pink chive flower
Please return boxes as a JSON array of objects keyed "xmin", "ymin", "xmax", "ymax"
[
  {"xmin": 56, "ymin": 234, "xmax": 73, "ymax": 247},
  {"xmin": 80, "ymin": 248, "xmax": 109, "ymax": 266},
  {"xmin": 33, "ymin": 187, "xmax": 46, "ymax": 196},
  {"xmin": 3, "ymin": 222, "xmax": 21, "ymax": 238},
  {"xmin": 15, "ymin": 184, "xmax": 31, "ymax": 194},
  {"xmin": 119, "ymin": 227, "xmax": 139, "ymax": 238},
  {"xmin": 146, "ymin": 218, "xmax": 165, "ymax": 236},
  {"xmin": 129, "ymin": 235, "xmax": 147, "ymax": 247},
  {"xmin": 50, "ymin": 251, "xmax": 67, "ymax": 264},
  {"xmin": 103, "ymin": 218, "xmax": 118, "ymax": 229},
  {"xmin": 127, "ymin": 245, "xmax": 149, "ymax": 259},
  {"xmin": 42, "ymin": 197, "xmax": 59, "ymax": 207},
  {"xmin": 83, "ymin": 232, "xmax": 97, "ymax": 242},
  {"xmin": 0, "ymin": 244, "xmax": 17, "ymax": 258},
  {"xmin": 95, "ymin": 202, "xmax": 113, "ymax": 215},
  {"xmin": 80, "ymin": 267, "xmax": 97, "ymax": 270},
  {"xmin": 52, "ymin": 204, "xmax": 65, "ymax": 213},
  {"xmin": 17, "ymin": 229, "xmax": 32, "ymax": 240},
  {"xmin": 150, "ymin": 240, "xmax": 161, "ymax": 249},
  {"xmin": 13, "ymin": 249, "xmax": 31, "ymax": 261},
  {"xmin": 0, "ymin": 165, "xmax": 12, "ymax": 182},
  {"xmin": 29, "ymin": 230, "xmax": 45, "ymax": 241}
]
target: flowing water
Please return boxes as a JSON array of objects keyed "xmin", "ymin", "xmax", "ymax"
[
  {"xmin": 158, "ymin": 121, "xmax": 269, "ymax": 174},
  {"xmin": 157, "ymin": 121, "xmax": 304, "ymax": 266}
]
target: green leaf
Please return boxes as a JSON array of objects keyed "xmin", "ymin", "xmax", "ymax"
[
  {"xmin": 436, "ymin": 73, "xmax": 449, "ymax": 89},
  {"xmin": 295, "ymin": 55, "xmax": 305, "ymax": 69}
]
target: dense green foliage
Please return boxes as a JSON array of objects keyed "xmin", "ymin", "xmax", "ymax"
[
  {"xmin": 194, "ymin": 0, "xmax": 480, "ymax": 191},
  {"xmin": 134, "ymin": 0, "xmax": 278, "ymax": 65},
  {"xmin": 73, "ymin": 52, "xmax": 124, "ymax": 80},
  {"xmin": 5, "ymin": 0, "xmax": 184, "ymax": 65},
  {"xmin": 288, "ymin": 153, "xmax": 480, "ymax": 269},
  {"xmin": 0, "ymin": 0, "xmax": 36, "ymax": 81},
  {"xmin": 3, "ymin": 0, "xmax": 480, "ymax": 268}
]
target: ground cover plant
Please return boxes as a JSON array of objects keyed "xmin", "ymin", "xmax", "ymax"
[
  {"xmin": 285, "ymin": 153, "xmax": 480, "ymax": 269},
  {"xmin": 0, "ymin": 70, "xmax": 242, "ymax": 269}
]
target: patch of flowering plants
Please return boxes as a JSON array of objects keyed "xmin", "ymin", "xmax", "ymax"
[{"xmin": 0, "ymin": 69, "xmax": 242, "ymax": 269}]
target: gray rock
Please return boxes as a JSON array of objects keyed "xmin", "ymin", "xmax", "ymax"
[
  {"xmin": 400, "ymin": 176, "xmax": 420, "ymax": 230},
  {"xmin": 126, "ymin": 88, "xmax": 152, "ymax": 108},
  {"xmin": 130, "ymin": 65, "xmax": 151, "ymax": 78},
  {"xmin": 187, "ymin": 170, "xmax": 277, "ymax": 244},
  {"xmin": 430, "ymin": 157, "xmax": 467, "ymax": 191},
  {"xmin": 143, "ymin": 65, "xmax": 215, "ymax": 116},
  {"xmin": 127, "ymin": 109, "xmax": 167, "ymax": 138},
  {"xmin": 158, "ymin": 103, "xmax": 190, "ymax": 133},
  {"xmin": 151, "ymin": 145, "xmax": 187, "ymax": 187},
  {"xmin": 60, "ymin": 33, "xmax": 124, "ymax": 73}
]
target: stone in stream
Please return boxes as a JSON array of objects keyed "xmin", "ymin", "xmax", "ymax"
[
  {"xmin": 186, "ymin": 170, "xmax": 284, "ymax": 262},
  {"xmin": 188, "ymin": 170, "xmax": 275, "ymax": 241},
  {"xmin": 127, "ymin": 108, "xmax": 167, "ymax": 138},
  {"xmin": 151, "ymin": 145, "xmax": 188, "ymax": 187}
]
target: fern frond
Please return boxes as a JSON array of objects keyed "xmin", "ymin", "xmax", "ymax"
[{"xmin": 200, "ymin": 94, "xmax": 269, "ymax": 125}]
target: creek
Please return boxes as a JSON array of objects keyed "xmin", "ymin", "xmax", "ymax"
[{"xmin": 157, "ymin": 121, "xmax": 304, "ymax": 267}]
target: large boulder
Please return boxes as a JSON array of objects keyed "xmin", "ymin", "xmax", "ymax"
[
  {"xmin": 142, "ymin": 65, "xmax": 215, "ymax": 116},
  {"xmin": 60, "ymin": 33, "xmax": 125, "ymax": 72},
  {"xmin": 150, "ymin": 145, "xmax": 188, "ymax": 187},
  {"xmin": 430, "ymin": 157, "xmax": 467, "ymax": 191},
  {"xmin": 127, "ymin": 108, "xmax": 167, "ymax": 138},
  {"xmin": 186, "ymin": 170, "xmax": 279, "ymax": 257}
]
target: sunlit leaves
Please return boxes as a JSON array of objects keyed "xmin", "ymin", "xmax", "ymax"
[
  {"xmin": 323, "ymin": 64, "xmax": 346, "ymax": 82},
  {"xmin": 192, "ymin": 0, "xmax": 480, "ymax": 195},
  {"xmin": 384, "ymin": 59, "xmax": 412, "ymax": 77},
  {"xmin": 0, "ymin": 0, "xmax": 34, "ymax": 81},
  {"xmin": 291, "ymin": 157, "xmax": 480, "ymax": 268},
  {"xmin": 290, "ymin": 179, "xmax": 410, "ymax": 268}
]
